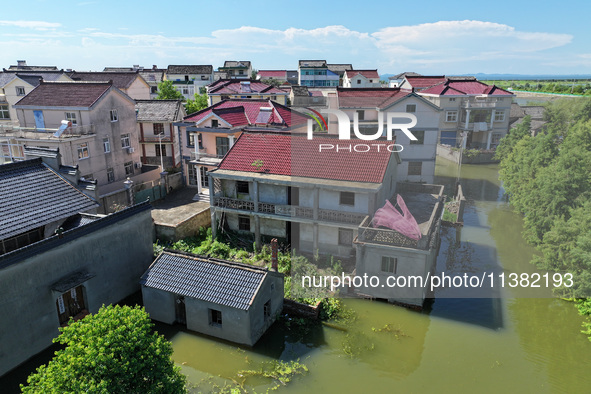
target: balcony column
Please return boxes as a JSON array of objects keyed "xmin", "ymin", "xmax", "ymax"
[
  {"xmin": 313, "ymin": 187, "xmax": 319, "ymax": 254},
  {"xmin": 486, "ymin": 131, "xmax": 493, "ymax": 150},
  {"xmin": 464, "ymin": 110, "xmax": 471, "ymax": 129},
  {"xmin": 490, "ymin": 109, "xmax": 496, "ymax": 130},
  {"xmin": 253, "ymin": 180, "xmax": 259, "ymax": 213},
  {"xmin": 254, "ymin": 216, "xmax": 261, "ymax": 250},
  {"xmin": 209, "ymin": 175, "xmax": 217, "ymax": 239},
  {"xmin": 195, "ymin": 165, "xmax": 202, "ymax": 194},
  {"xmin": 228, "ymin": 135, "xmax": 235, "ymax": 148},
  {"xmin": 313, "ymin": 188, "xmax": 319, "ymax": 220},
  {"xmin": 313, "ymin": 223, "xmax": 319, "ymax": 254},
  {"xmin": 194, "ymin": 133, "xmax": 200, "ymax": 160}
]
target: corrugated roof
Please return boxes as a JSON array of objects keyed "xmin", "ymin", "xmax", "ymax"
[
  {"xmin": 0, "ymin": 159, "xmax": 98, "ymax": 240},
  {"xmin": 140, "ymin": 251, "xmax": 267, "ymax": 310},
  {"xmin": 14, "ymin": 81, "xmax": 112, "ymax": 108},
  {"xmin": 167, "ymin": 65, "xmax": 213, "ymax": 74},
  {"xmin": 136, "ymin": 99, "xmax": 183, "ymax": 122},
  {"xmin": 218, "ymin": 132, "xmax": 393, "ymax": 183}
]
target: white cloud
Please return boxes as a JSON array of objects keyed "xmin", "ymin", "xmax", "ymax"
[{"xmin": 0, "ymin": 20, "xmax": 61, "ymax": 30}]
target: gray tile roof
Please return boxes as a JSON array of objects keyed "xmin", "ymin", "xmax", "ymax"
[
  {"xmin": 139, "ymin": 70, "xmax": 164, "ymax": 84},
  {"xmin": 68, "ymin": 71, "xmax": 143, "ymax": 89},
  {"xmin": 136, "ymin": 100, "xmax": 183, "ymax": 122},
  {"xmin": 167, "ymin": 65, "xmax": 213, "ymax": 75},
  {"xmin": 222, "ymin": 61, "xmax": 251, "ymax": 69},
  {"xmin": 14, "ymin": 81, "xmax": 112, "ymax": 108},
  {"xmin": 0, "ymin": 158, "xmax": 99, "ymax": 240},
  {"xmin": 141, "ymin": 251, "xmax": 268, "ymax": 310}
]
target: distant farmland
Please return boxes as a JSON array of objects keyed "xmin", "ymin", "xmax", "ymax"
[{"xmin": 482, "ymin": 79, "xmax": 591, "ymax": 96}]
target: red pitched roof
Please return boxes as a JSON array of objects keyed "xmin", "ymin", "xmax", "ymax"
[
  {"xmin": 404, "ymin": 76, "xmax": 446, "ymax": 89},
  {"xmin": 258, "ymin": 70, "xmax": 287, "ymax": 78},
  {"xmin": 218, "ymin": 132, "xmax": 393, "ymax": 183},
  {"xmin": 420, "ymin": 80, "xmax": 513, "ymax": 96},
  {"xmin": 345, "ymin": 70, "xmax": 380, "ymax": 79},
  {"xmin": 209, "ymin": 80, "xmax": 285, "ymax": 95},
  {"xmin": 14, "ymin": 81, "xmax": 112, "ymax": 107},
  {"xmin": 184, "ymin": 99, "xmax": 309, "ymax": 128},
  {"xmin": 212, "ymin": 107, "xmax": 249, "ymax": 127},
  {"xmin": 337, "ymin": 88, "xmax": 411, "ymax": 109}
]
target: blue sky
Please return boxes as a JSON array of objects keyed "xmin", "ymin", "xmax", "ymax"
[{"xmin": 1, "ymin": 0, "xmax": 590, "ymax": 75}]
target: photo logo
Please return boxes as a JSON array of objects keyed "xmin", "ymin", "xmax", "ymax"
[{"xmin": 305, "ymin": 109, "xmax": 418, "ymax": 141}]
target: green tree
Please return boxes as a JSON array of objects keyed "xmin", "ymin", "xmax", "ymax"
[
  {"xmin": 156, "ymin": 80, "xmax": 185, "ymax": 101},
  {"xmin": 21, "ymin": 305, "xmax": 186, "ymax": 394},
  {"xmin": 185, "ymin": 92, "xmax": 209, "ymax": 115},
  {"xmin": 495, "ymin": 115, "xmax": 532, "ymax": 161},
  {"xmin": 251, "ymin": 69, "xmax": 258, "ymax": 80}
]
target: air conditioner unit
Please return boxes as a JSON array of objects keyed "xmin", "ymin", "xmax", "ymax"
[
  {"xmin": 127, "ymin": 147, "xmax": 135, "ymax": 154},
  {"xmin": 135, "ymin": 162, "xmax": 142, "ymax": 169}
]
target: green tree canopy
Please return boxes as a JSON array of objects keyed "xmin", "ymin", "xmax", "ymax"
[
  {"xmin": 21, "ymin": 305, "xmax": 186, "ymax": 394},
  {"xmin": 156, "ymin": 80, "xmax": 185, "ymax": 101},
  {"xmin": 185, "ymin": 92, "xmax": 209, "ymax": 115}
]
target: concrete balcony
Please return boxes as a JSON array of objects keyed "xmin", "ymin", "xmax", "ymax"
[
  {"xmin": 0, "ymin": 124, "xmax": 95, "ymax": 140},
  {"xmin": 462, "ymin": 98, "xmax": 498, "ymax": 108},
  {"xmin": 213, "ymin": 196, "xmax": 367, "ymax": 225}
]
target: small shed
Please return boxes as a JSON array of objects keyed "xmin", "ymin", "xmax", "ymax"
[{"xmin": 140, "ymin": 250, "xmax": 284, "ymax": 346}]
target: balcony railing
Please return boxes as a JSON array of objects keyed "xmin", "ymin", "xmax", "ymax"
[
  {"xmin": 462, "ymin": 98, "xmax": 498, "ymax": 108},
  {"xmin": 140, "ymin": 136, "xmax": 172, "ymax": 143},
  {"xmin": 0, "ymin": 124, "xmax": 95, "ymax": 138},
  {"xmin": 214, "ymin": 196, "xmax": 367, "ymax": 225}
]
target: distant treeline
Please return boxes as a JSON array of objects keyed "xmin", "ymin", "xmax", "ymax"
[{"xmin": 483, "ymin": 80, "xmax": 591, "ymax": 96}]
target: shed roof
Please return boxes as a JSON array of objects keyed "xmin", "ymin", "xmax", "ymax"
[{"xmin": 141, "ymin": 250, "xmax": 269, "ymax": 311}]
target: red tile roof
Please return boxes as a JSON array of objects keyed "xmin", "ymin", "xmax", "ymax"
[
  {"xmin": 208, "ymin": 80, "xmax": 286, "ymax": 95},
  {"xmin": 420, "ymin": 80, "xmax": 513, "ymax": 96},
  {"xmin": 14, "ymin": 81, "xmax": 112, "ymax": 108},
  {"xmin": 258, "ymin": 70, "xmax": 287, "ymax": 78},
  {"xmin": 185, "ymin": 99, "xmax": 309, "ymax": 128},
  {"xmin": 403, "ymin": 76, "xmax": 446, "ymax": 88},
  {"xmin": 218, "ymin": 132, "xmax": 393, "ymax": 183},
  {"xmin": 345, "ymin": 70, "xmax": 380, "ymax": 79},
  {"xmin": 337, "ymin": 88, "xmax": 411, "ymax": 109},
  {"xmin": 212, "ymin": 107, "xmax": 249, "ymax": 127}
]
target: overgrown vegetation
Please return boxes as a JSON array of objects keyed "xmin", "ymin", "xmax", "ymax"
[
  {"xmin": 21, "ymin": 305, "xmax": 186, "ymax": 393},
  {"xmin": 155, "ymin": 228, "xmax": 347, "ymax": 317},
  {"xmin": 483, "ymin": 79, "xmax": 591, "ymax": 96},
  {"xmin": 496, "ymin": 97, "xmax": 591, "ymax": 340},
  {"xmin": 443, "ymin": 202, "xmax": 458, "ymax": 222}
]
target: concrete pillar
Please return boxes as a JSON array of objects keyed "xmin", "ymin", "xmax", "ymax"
[
  {"xmin": 254, "ymin": 216, "xmax": 261, "ymax": 249},
  {"xmin": 195, "ymin": 165, "xmax": 202, "ymax": 194},
  {"xmin": 194, "ymin": 134, "xmax": 200, "ymax": 159},
  {"xmin": 313, "ymin": 188, "xmax": 319, "ymax": 220},
  {"xmin": 123, "ymin": 178, "xmax": 134, "ymax": 206},
  {"xmin": 486, "ymin": 131, "xmax": 493, "ymax": 150},
  {"xmin": 209, "ymin": 175, "xmax": 216, "ymax": 238},
  {"xmin": 464, "ymin": 109, "xmax": 471, "ymax": 129},
  {"xmin": 490, "ymin": 109, "xmax": 496, "ymax": 129},
  {"xmin": 228, "ymin": 135, "xmax": 235, "ymax": 148},
  {"xmin": 253, "ymin": 180, "xmax": 259, "ymax": 213},
  {"xmin": 313, "ymin": 223, "xmax": 319, "ymax": 253}
]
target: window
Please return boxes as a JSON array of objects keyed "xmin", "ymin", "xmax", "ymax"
[
  {"xmin": 77, "ymin": 143, "xmax": 89, "ymax": 159},
  {"xmin": 408, "ymin": 162, "xmax": 422, "ymax": 176},
  {"xmin": 381, "ymin": 256, "xmax": 397, "ymax": 273},
  {"xmin": 446, "ymin": 111, "xmax": 458, "ymax": 122},
  {"xmin": 357, "ymin": 79, "xmax": 361, "ymax": 84},
  {"xmin": 103, "ymin": 137, "xmax": 111, "ymax": 153},
  {"xmin": 369, "ymin": 80, "xmax": 373, "ymax": 83},
  {"xmin": 56, "ymin": 286, "xmax": 86, "ymax": 326},
  {"xmin": 494, "ymin": 111, "xmax": 505, "ymax": 122},
  {"xmin": 491, "ymin": 132, "xmax": 502, "ymax": 146},
  {"xmin": 409, "ymin": 130, "xmax": 425, "ymax": 145},
  {"xmin": 65, "ymin": 112, "xmax": 77, "ymax": 125},
  {"xmin": 449, "ymin": 98, "xmax": 456, "ymax": 102},
  {"xmin": 107, "ymin": 168, "xmax": 115, "ymax": 183},
  {"xmin": 153, "ymin": 123, "xmax": 164, "ymax": 134},
  {"xmin": 124, "ymin": 161, "xmax": 133, "ymax": 176},
  {"xmin": 109, "ymin": 109, "xmax": 118, "ymax": 122},
  {"xmin": 150, "ymin": 86, "xmax": 158, "ymax": 94},
  {"xmin": 216, "ymin": 136, "xmax": 229, "ymax": 157},
  {"xmin": 264, "ymin": 300, "xmax": 271, "ymax": 320},
  {"xmin": 16, "ymin": 86, "xmax": 25, "ymax": 96},
  {"xmin": 239, "ymin": 70, "xmax": 244, "ymax": 75},
  {"xmin": 338, "ymin": 228, "xmax": 354, "ymax": 246},
  {"xmin": 0, "ymin": 104, "xmax": 9, "ymax": 119},
  {"xmin": 181, "ymin": 87, "xmax": 189, "ymax": 95},
  {"xmin": 81, "ymin": 173, "xmax": 93, "ymax": 181},
  {"xmin": 121, "ymin": 134, "xmax": 130, "ymax": 148},
  {"xmin": 356, "ymin": 110, "xmax": 365, "ymax": 121},
  {"xmin": 155, "ymin": 144, "xmax": 167, "ymax": 157},
  {"xmin": 406, "ymin": 104, "xmax": 416, "ymax": 113},
  {"xmin": 211, "ymin": 119, "xmax": 219, "ymax": 127},
  {"xmin": 236, "ymin": 181, "xmax": 249, "ymax": 194},
  {"xmin": 209, "ymin": 309, "xmax": 223, "ymax": 326},
  {"xmin": 238, "ymin": 215, "xmax": 250, "ymax": 231},
  {"xmin": 339, "ymin": 191, "xmax": 355, "ymax": 206},
  {"xmin": 200, "ymin": 166, "xmax": 209, "ymax": 188},
  {"xmin": 197, "ymin": 133, "xmax": 203, "ymax": 148}
]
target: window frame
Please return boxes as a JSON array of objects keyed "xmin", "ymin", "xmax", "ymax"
[
  {"xmin": 121, "ymin": 134, "xmax": 131, "ymax": 149},
  {"xmin": 77, "ymin": 143, "xmax": 89, "ymax": 160},
  {"xmin": 107, "ymin": 167, "xmax": 115, "ymax": 183},
  {"xmin": 0, "ymin": 104, "xmax": 10, "ymax": 119},
  {"xmin": 155, "ymin": 143, "xmax": 167, "ymax": 157},
  {"xmin": 65, "ymin": 112, "xmax": 77, "ymax": 126},
  {"xmin": 238, "ymin": 215, "xmax": 251, "ymax": 231},
  {"xmin": 264, "ymin": 300, "xmax": 271, "ymax": 320},
  {"xmin": 153, "ymin": 123, "xmax": 164, "ymax": 135},
  {"xmin": 109, "ymin": 109, "xmax": 118, "ymax": 122},
  {"xmin": 16, "ymin": 86, "xmax": 26, "ymax": 96},
  {"xmin": 339, "ymin": 191, "xmax": 355, "ymax": 206},
  {"xmin": 209, "ymin": 308, "xmax": 223, "ymax": 326},
  {"xmin": 236, "ymin": 181, "xmax": 249, "ymax": 195},
  {"xmin": 381, "ymin": 256, "xmax": 397, "ymax": 273},
  {"xmin": 409, "ymin": 130, "xmax": 425, "ymax": 145},
  {"xmin": 124, "ymin": 161, "xmax": 134, "ymax": 176},
  {"xmin": 103, "ymin": 137, "xmax": 111, "ymax": 153},
  {"xmin": 494, "ymin": 111, "xmax": 505, "ymax": 122},
  {"xmin": 216, "ymin": 136, "xmax": 229, "ymax": 157},
  {"xmin": 446, "ymin": 110, "xmax": 458, "ymax": 122},
  {"xmin": 338, "ymin": 228, "xmax": 354, "ymax": 246},
  {"xmin": 405, "ymin": 104, "xmax": 416, "ymax": 113},
  {"xmin": 407, "ymin": 161, "xmax": 422, "ymax": 176}
]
